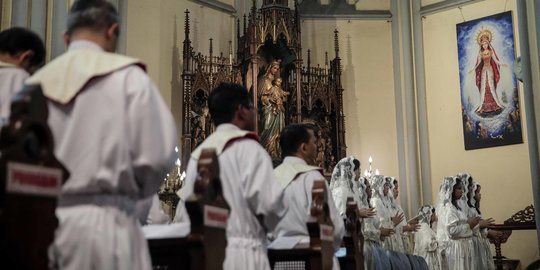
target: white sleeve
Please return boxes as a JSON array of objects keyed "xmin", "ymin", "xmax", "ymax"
[
  {"xmin": 240, "ymin": 140, "xmax": 287, "ymax": 231},
  {"xmin": 446, "ymin": 207, "xmax": 473, "ymax": 239},
  {"xmin": 125, "ymin": 67, "xmax": 178, "ymax": 199},
  {"xmin": 1, "ymin": 68, "xmax": 28, "ymax": 121}
]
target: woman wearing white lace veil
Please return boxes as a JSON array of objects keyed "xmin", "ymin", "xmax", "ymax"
[
  {"xmin": 370, "ymin": 175, "xmax": 401, "ymax": 251},
  {"xmin": 388, "ymin": 177, "xmax": 420, "ymax": 253},
  {"xmin": 443, "ymin": 176, "xmax": 478, "ymax": 270},
  {"xmin": 357, "ymin": 177, "xmax": 380, "ymax": 270},
  {"xmin": 414, "ymin": 205, "xmax": 444, "ymax": 270},
  {"xmin": 468, "ymin": 181, "xmax": 496, "ymax": 270},
  {"xmin": 456, "ymin": 173, "xmax": 473, "ymax": 215},
  {"xmin": 435, "ymin": 176, "xmax": 455, "ymax": 270},
  {"xmin": 329, "ymin": 156, "xmax": 357, "ymax": 216}
]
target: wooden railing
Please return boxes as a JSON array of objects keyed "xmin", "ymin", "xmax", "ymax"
[{"xmin": 489, "ymin": 205, "xmax": 537, "ymax": 270}]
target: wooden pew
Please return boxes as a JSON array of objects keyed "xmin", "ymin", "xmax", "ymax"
[
  {"xmin": 0, "ymin": 85, "xmax": 69, "ymax": 270},
  {"xmin": 268, "ymin": 179, "xmax": 335, "ymax": 270},
  {"xmin": 339, "ymin": 197, "xmax": 364, "ymax": 270},
  {"xmin": 489, "ymin": 205, "xmax": 537, "ymax": 270},
  {"xmin": 147, "ymin": 148, "xmax": 229, "ymax": 270}
]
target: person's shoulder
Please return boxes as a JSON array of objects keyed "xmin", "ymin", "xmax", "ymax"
[
  {"xmin": 226, "ymin": 138, "xmax": 270, "ymax": 159},
  {"xmin": 115, "ymin": 63, "xmax": 147, "ymax": 78},
  {"xmin": 302, "ymin": 169, "xmax": 325, "ymax": 180},
  {"xmin": 0, "ymin": 66, "xmax": 29, "ymax": 78}
]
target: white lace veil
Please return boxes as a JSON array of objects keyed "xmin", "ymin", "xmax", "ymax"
[
  {"xmin": 330, "ymin": 156, "xmax": 355, "ymax": 189},
  {"xmin": 435, "ymin": 176, "xmax": 458, "ymax": 247},
  {"xmin": 469, "ymin": 181, "xmax": 481, "ymax": 214},
  {"xmin": 417, "ymin": 205, "xmax": 434, "ymax": 225},
  {"xmin": 357, "ymin": 176, "xmax": 370, "ymax": 208},
  {"xmin": 369, "ymin": 174, "xmax": 386, "ymax": 201},
  {"xmin": 457, "ymin": 173, "xmax": 472, "ymax": 212},
  {"xmin": 330, "ymin": 156, "xmax": 356, "ymax": 216}
]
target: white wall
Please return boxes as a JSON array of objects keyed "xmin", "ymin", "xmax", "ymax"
[{"xmin": 422, "ymin": 0, "xmax": 538, "ymax": 265}]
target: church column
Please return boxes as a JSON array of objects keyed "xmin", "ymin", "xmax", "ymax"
[
  {"xmin": 390, "ymin": 0, "xmax": 408, "ymax": 215},
  {"xmin": 411, "ymin": 0, "xmax": 432, "ymax": 207},
  {"xmin": 396, "ymin": 0, "xmax": 421, "ymax": 216},
  {"xmin": 517, "ymin": 0, "xmax": 540, "ymax": 250}
]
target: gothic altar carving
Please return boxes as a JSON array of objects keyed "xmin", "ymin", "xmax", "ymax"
[{"xmin": 180, "ymin": 0, "xmax": 347, "ymax": 172}]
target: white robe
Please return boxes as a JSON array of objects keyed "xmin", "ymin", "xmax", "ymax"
[
  {"xmin": 468, "ymin": 208, "xmax": 495, "ymax": 270},
  {"xmin": 362, "ymin": 214, "xmax": 381, "ymax": 270},
  {"xmin": 370, "ymin": 196, "xmax": 397, "ymax": 251},
  {"xmin": 445, "ymin": 204, "xmax": 474, "ymax": 270},
  {"xmin": 272, "ymin": 156, "xmax": 345, "ymax": 270},
  {"xmin": 414, "ymin": 223, "xmax": 443, "ymax": 270},
  {"xmin": 179, "ymin": 123, "xmax": 287, "ymax": 270},
  {"xmin": 0, "ymin": 62, "xmax": 28, "ymax": 125},
  {"xmin": 42, "ymin": 41, "xmax": 177, "ymax": 270}
]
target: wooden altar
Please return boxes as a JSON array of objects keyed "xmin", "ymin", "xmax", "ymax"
[{"xmin": 180, "ymin": 0, "xmax": 346, "ymax": 171}]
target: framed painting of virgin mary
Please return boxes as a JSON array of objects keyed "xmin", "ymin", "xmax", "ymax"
[{"xmin": 457, "ymin": 11, "xmax": 522, "ymax": 150}]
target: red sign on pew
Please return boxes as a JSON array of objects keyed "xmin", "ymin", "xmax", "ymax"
[
  {"xmin": 6, "ymin": 162, "xmax": 62, "ymax": 197},
  {"xmin": 320, "ymin": 224, "xmax": 334, "ymax": 242},
  {"xmin": 204, "ymin": 205, "xmax": 229, "ymax": 229}
]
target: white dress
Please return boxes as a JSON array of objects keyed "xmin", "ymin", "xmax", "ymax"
[
  {"xmin": 445, "ymin": 204, "xmax": 474, "ymax": 270},
  {"xmin": 468, "ymin": 208, "xmax": 495, "ymax": 270},
  {"xmin": 41, "ymin": 41, "xmax": 178, "ymax": 270},
  {"xmin": 362, "ymin": 214, "xmax": 381, "ymax": 270},
  {"xmin": 414, "ymin": 223, "xmax": 443, "ymax": 270},
  {"xmin": 371, "ymin": 196, "xmax": 397, "ymax": 251},
  {"xmin": 179, "ymin": 124, "xmax": 287, "ymax": 270}
]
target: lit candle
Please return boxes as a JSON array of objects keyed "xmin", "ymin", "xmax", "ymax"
[
  {"xmin": 368, "ymin": 156, "xmax": 373, "ymax": 164},
  {"xmin": 375, "ymin": 169, "xmax": 380, "ymax": 175}
]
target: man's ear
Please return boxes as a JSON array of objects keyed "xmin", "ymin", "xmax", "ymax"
[
  {"xmin": 63, "ymin": 32, "xmax": 70, "ymax": 47},
  {"xmin": 300, "ymin": 142, "xmax": 307, "ymax": 154},
  {"xmin": 17, "ymin": 50, "xmax": 34, "ymax": 63},
  {"xmin": 106, "ymin": 23, "xmax": 119, "ymax": 39}
]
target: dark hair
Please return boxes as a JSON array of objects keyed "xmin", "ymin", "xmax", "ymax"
[
  {"xmin": 67, "ymin": 0, "xmax": 118, "ymax": 36},
  {"xmin": 0, "ymin": 27, "xmax": 45, "ymax": 68},
  {"xmin": 353, "ymin": 159, "xmax": 360, "ymax": 171},
  {"xmin": 475, "ymin": 184, "xmax": 482, "ymax": 215},
  {"xmin": 279, "ymin": 123, "xmax": 314, "ymax": 158},
  {"xmin": 207, "ymin": 83, "xmax": 251, "ymax": 126},
  {"xmin": 451, "ymin": 178, "xmax": 462, "ymax": 210}
]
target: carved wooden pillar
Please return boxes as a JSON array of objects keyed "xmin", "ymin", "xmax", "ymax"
[{"xmin": 181, "ymin": 10, "xmax": 193, "ymax": 170}]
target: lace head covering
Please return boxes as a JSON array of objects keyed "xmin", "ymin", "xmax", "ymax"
[
  {"xmin": 435, "ymin": 176, "xmax": 459, "ymax": 247},
  {"xmin": 386, "ymin": 176, "xmax": 398, "ymax": 204},
  {"xmin": 457, "ymin": 173, "xmax": 472, "ymax": 212},
  {"xmin": 330, "ymin": 156, "xmax": 356, "ymax": 189},
  {"xmin": 330, "ymin": 156, "xmax": 356, "ymax": 216},
  {"xmin": 469, "ymin": 181, "xmax": 480, "ymax": 210},
  {"xmin": 417, "ymin": 205, "xmax": 434, "ymax": 224},
  {"xmin": 357, "ymin": 176, "xmax": 369, "ymax": 208},
  {"xmin": 369, "ymin": 174, "xmax": 386, "ymax": 200}
]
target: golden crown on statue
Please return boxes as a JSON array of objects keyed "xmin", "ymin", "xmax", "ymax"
[{"xmin": 476, "ymin": 28, "xmax": 493, "ymax": 45}]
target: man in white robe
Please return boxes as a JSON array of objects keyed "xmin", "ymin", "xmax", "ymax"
[
  {"xmin": 272, "ymin": 124, "xmax": 345, "ymax": 270},
  {"xmin": 0, "ymin": 27, "xmax": 45, "ymax": 125},
  {"xmin": 25, "ymin": 1, "xmax": 177, "ymax": 269},
  {"xmin": 176, "ymin": 83, "xmax": 287, "ymax": 270}
]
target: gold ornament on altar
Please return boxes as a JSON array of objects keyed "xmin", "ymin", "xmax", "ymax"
[
  {"xmin": 157, "ymin": 146, "xmax": 186, "ymax": 219},
  {"xmin": 476, "ymin": 28, "xmax": 493, "ymax": 45}
]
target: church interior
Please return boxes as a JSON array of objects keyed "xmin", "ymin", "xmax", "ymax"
[{"xmin": 1, "ymin": 0, "xmax": 540, "ymax": 269}]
